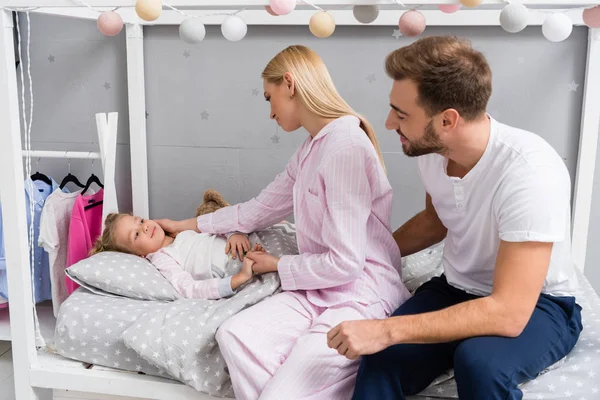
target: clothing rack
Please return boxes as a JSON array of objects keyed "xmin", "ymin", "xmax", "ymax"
[
  {"xmin": 20, "ymin": 112, "xmax": 119, "ymax": 228},
  {"xmin": 0, "ymin": 112, "xmax": 119, "ymax": 347},
  {"xmin": 21, "ymin": 150, "xmax": 101, "ymax": 159}
]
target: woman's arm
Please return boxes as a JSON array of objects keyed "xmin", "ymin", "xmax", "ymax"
[
  {"xmin": 158, "ymin": 143, "xmax": 305, "ymax": 237},
  {"xmin": 196, "ymin": 150, "xmax": 301, "ymax": 235},
  {"xmin": 276, "ymin": 145, "xmax": 372, "ymax": 290}
]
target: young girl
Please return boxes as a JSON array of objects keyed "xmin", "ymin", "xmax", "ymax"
[{"xmin": 90, "ymin": 213, "xmax": 264, "ymax": 300}]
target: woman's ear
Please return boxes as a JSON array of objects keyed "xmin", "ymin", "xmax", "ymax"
[{"xmin": 283, "ymin": 72, "xmax": 295, "ymax": 97}]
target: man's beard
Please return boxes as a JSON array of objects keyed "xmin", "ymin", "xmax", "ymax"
[{"xmin": 401, "ymin": 119, "xmax": 447, "ymax": 157}]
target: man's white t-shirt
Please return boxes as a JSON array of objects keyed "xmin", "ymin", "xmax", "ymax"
[{"xmin": 418, "ymin": 116, "xmax": 578, "ymax": 297}]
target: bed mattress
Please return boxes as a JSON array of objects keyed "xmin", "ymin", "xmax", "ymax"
[{"xmin": 56, "ymin": 264, "xmax": 600, "ymax": 399}]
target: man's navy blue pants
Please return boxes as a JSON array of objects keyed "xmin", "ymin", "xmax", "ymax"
[{"xmin": 352, "ymin": 275, "xmax": 583, "ymax": 400}]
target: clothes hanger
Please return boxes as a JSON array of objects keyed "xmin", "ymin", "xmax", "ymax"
[
  {"xmin": 82, "ymin": 172, "xmax": 105, "ymax": 210},
  {"xmin": 30, "ymin": 158, "xmax": 52, "ymax": 186},
  {"xmin": 81, "ymin": 174, "xmax": 103, "ymax": 195},
  {"xmin": 59, "ymin": 155, "xmax": 85, "ymax": 190},
  {"xmin": 81, "ymin": 156, "xmax": 104, "ymax": 196}
]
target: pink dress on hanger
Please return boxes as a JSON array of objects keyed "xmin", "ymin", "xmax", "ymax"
[{"xmin": 65, "ymin": 189, "xmax": 104, "ymax": 295}]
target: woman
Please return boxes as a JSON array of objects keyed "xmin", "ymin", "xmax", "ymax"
[{"xmin": 158, "ymin": 45, "xmax": 411, "ymax": 400}]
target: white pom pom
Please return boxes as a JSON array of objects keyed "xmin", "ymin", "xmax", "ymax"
[
  {"xmin": 499, "ymin": 3, "xmax": 529, "ymax": 33},
  {"xmin": 542, "ymin": 13, "xmax": 572, "ymax": 42},
  {"xmin": 221, "ymin": 15, "xmax": 247, "ymax": 42},
  {"xmin": 179, "ymin": 18, "xmax": 206, "ymax": 44}
]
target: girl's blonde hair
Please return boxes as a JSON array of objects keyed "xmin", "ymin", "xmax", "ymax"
[
  {"xmin": 89, "ymin": 212, "xmax": 132, "ymax": 256},
  {"xmin": 262, "ymin": 45, "xmax": 386, "ymax": 171}
]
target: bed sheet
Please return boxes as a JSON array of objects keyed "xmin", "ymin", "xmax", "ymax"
[
  {"xmin": 55, "ymin": 288, "xmax": 174, "ymax": 380},
  {"xmin": 406, "ymin": 267, "xmax": 600, "ymax": 399}
]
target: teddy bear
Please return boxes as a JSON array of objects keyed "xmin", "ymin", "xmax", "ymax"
[{"xmin": 195, "ymin": 188, "xmax": 230, "ymax": 217}]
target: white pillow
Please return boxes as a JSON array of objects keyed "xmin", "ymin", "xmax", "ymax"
[{"xmin": 401, "ymin": 241, "xmax": 444, "ymax": 293}]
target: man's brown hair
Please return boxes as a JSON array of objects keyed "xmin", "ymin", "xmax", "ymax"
[{"xmin": 385, "ymin": 36, "xmax": 492, "ymax": 121}]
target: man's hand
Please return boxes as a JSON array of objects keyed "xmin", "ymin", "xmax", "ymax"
[
  {"xmin": 327, "ymin": 320, "xmax": 391, "ymax": 360},
  {"xmin": 245, "ymin": 250, "xmax": 279, "ymax": 274},
  {"xmin": 226, "ymin": 234, "xmax": 250, "ymax": 260}
]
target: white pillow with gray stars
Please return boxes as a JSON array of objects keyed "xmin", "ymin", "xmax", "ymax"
[{"xmin": 65, "ymin": 251, "xmax": 182, "ymax": 301}]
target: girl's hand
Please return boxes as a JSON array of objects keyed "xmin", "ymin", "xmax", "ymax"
[
  {"xmin": 253, "ymin": 243, "xmax": 265, "ymax": 252},
  {"xmin": 226, "ymin": 234, "xmax": 250, "ymax": 260},
  {"xmin": 231, "ymin": 257, "xmax": 255, "ymax": 290},
  {"xmin": 240, "ymin": 256, "xmax": 255, "ymax": 280},
  {"xmin": 245, "ymin": 250, "xmax": 279, "ymax": 274}
]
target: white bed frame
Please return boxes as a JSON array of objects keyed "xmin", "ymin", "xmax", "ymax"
[{"xmin": 0, "ymin": 1, "xmax": 598, "ymax": 399}]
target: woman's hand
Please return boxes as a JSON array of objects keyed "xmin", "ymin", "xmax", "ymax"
[
  {"xmin": 156, "ymin": 217, "xmax": 198, "ymax": 236},
  {"xmin": 245, "ymin": 250, "xmax": 279, "ymax": 274},
  {"xmin": 226, "ymin": 234, "xmax": 250, "ymax": 260}
]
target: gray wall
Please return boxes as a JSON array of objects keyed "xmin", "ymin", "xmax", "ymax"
[{"xmin": 19, "ymin": 13, "xmax": 599, "ymax": 293}]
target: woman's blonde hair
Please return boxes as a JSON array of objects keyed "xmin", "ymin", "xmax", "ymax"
[
  {"xmin": 89, "ymin": 213, "xmax": 132, "ymax": 256},
  {"xmin": 262, "ymin": 45, "xmax": 386, "ymax": 171}
]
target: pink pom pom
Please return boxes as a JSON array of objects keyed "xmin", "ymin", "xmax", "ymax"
[
  {"xmin": 269, "ymin": 0, "xmax": 296, "ymax": 16},
  {"xmin": 265, "ymin": 6, "xmax": 278, "ymax": 16},
  {"xmin": 398, "ymin": 10, "xmax": 426, "ymax": 37},
  {"xmin": 97, "ymin": 11, "xmax": 123, "ymax": 36},
  {"xmin": 438, "ymin": 4, "xmax": 461, "ymax": 13},
  {"xmin": 583, "ymin": 6, "xmax": 600, "ymax": 28}
]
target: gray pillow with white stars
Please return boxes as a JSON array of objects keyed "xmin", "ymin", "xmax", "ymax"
[{"xmin": 65, "ymin": 251, "xmax": 182, "ymax": 301}]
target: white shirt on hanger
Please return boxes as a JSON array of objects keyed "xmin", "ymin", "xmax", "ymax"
[{"xmin": 38, "ymin": 188, "xmax": 86, "ymax": 316}]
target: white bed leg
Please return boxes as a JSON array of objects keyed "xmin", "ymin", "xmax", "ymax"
[
  {"xmin": 126, "ymin": 23, "xmax": 150, "ymax": 219},
  {"xmin": 572, "ymin": 28, "xmax": 600, "ymax": 274},
  {"xmin": 0, "ymin": 9, "xmax": 40, "ymax": 400}
]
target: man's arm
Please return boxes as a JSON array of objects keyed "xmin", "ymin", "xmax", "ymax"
[
  {"xmin": 393, "ymin": 193, "xmax": 447, "ymax": 257},
  {"xmin": 386, "ymin": 240, "xmax": 552, "ymax": 342},
  {"xmin": 327, "ymin": 240, "xmax": 552, "ymax": 358}
]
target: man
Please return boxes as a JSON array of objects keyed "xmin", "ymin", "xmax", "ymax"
[{"xmin": 326, "ymin": 36, "xmax": 583, "ymax": 400}]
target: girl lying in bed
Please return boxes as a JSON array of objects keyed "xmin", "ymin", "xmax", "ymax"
[{"xmin": 90, "ymin": 213, "xmax": 266, "ymax": 300}]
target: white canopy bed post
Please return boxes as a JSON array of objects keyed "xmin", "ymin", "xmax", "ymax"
[
  {"xmin": 571, "ymin": 27, "xmax": 600, "ymax": 273},
  {"xmin": 96, "ymin": 111, "xmax": 120, "ymax": 224},
  {"xmin": 126, "ymin": 22, "xmax": 150, "ymax": 219},
  {"xmin": 0, "ymin": 8, "xmax": 41, "ymax": 400}
]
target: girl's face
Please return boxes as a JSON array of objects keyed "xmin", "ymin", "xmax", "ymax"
[
  {"xmin": 114, "ymin": 215, "xmax": 166, "ymax": 257},
  {"xmin": 263, "ymin": 77, "xmax": 301, "ymax": 133}
]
